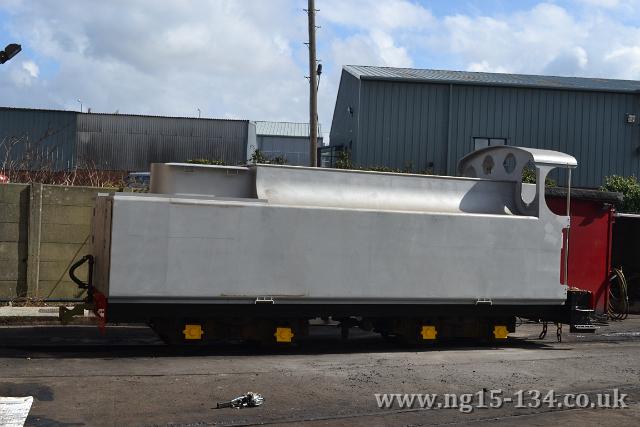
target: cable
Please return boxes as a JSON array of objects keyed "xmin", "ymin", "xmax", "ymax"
[{"xmin": 608, "ymin": 267, "xmax": 629, "ymax": 321}]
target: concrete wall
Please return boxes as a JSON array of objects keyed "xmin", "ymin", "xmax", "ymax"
[
  {"xmin": 0, "ymin": 183, "xmax": 100, "ymax": 301},
  {"xmin": 0, "ymin": 184, "xmax": 29, "ymax": 299}
]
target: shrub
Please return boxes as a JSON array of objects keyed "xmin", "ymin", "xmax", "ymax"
[
  {"xmin": 334, "ymin": 150, "xmax": 353, "ymax": 169},
  {"xmin": 521, "ymin": 165, "xmax": 557, "ymax": 187},
  {"xmin": 601, "ymin": 175, "xmax": 640, "ymax": 213},
  {"xmin": 186, "ymin": 158, "xmax": 225, "ymax": 165},
  {"xmin": 249, "ymin": 149, "xmax": 288, "ymax": 165}
]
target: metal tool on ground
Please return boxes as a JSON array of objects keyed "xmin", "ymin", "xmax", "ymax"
[{"xmin": 216, "ymin": 392, "xmax": 264, "ymax": 409}]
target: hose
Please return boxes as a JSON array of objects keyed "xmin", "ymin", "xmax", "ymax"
[
  {"xmin": 608, "ymin": 267, "xmax": 629, "ymax": 321},
  {"xmin": 67, "ymin": 254, "xmax": 94, "ymax": 302}
]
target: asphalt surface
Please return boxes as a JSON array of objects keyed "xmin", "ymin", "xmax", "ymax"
[{"xmin": 0, "ymin": 317, "xmax": 639, "ymax": 427}]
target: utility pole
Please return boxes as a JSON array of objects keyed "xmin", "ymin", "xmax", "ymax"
[{"xmin": 307, "ymin": 0, "xmax": 318, "ymax": 167}]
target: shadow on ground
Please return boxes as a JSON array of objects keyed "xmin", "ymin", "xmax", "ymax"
[{"xmin": 0, "ymin": 324, "xmax": 561, "ymax": 359}]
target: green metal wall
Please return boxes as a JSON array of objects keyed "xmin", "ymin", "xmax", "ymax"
[
  {"xmin": 357, "ymin": 80, "xmax": 449, "ymax": 174},
  {"xmin": 0, "ymin": 108, "xmax": 78, "ymax": 171},
  {"xmin": 448, "ymin": 85, "xmax": 640, "ymax": 187},
  {"xmin": 330, "ymin": 70, "xmax": 361, "ymax": 156},
  {"xmin": 330, "ymin": 78, "xmax": 640, "ymax": 187}
]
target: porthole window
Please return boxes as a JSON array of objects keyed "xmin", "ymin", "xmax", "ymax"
[
  {"xmin": 482, "ymin": 155, "xmax": 495, "ymax": 175},
  {"xmin": 503, "ymin": 153, "xmax": 516, "ymax": 174}
]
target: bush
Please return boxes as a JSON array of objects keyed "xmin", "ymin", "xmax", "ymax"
[
  {"xmin": 601, "ymin": 175, "xmax": 640, "ymax": 213},
  {"xmin": 522, "ymin": 165, "xmax": 556, "ymax": 187},
  {"xmin": 334, "ymin": 150, "xmax": 353, "ymax": 169},
  {"xmin": 186, "ymin": 158, "xmax": 225, "ymax": 165},
  {"xmin": 334, "ymin": 150, "xmax": 431, "ymax": 174},
  {"xmin": 249, "ymin": 149, "xmax": 288, "ymax": 165}
]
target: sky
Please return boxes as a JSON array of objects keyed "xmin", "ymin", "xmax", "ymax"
[{"xmin": 2, "ymin": 0, "xmax": 640, "ymax": 137}]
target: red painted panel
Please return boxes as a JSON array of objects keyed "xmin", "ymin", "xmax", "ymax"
[{"xmin": 547, "ymin": 197, "xmax": 613, "ymax": 314}]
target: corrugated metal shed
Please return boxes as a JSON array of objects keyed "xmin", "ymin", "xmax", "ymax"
[
  {"xmin": 253, "ymin": 121, "xmax": 323, "ymax": 166},
  {"xmin": 357, "ymin": 80, "xmax": 450, "ymax": 174},
  {"xmin": 0, "ymin": 108, "xmax": 250, "ymax": 171},
  {"xmin": 255, "ymin": 121, "xmax": 323, "ymax": 138},
  {"xmin": 345, "ymin": 65, "xmax": 640, "ymax": 93},
  {"xmin": 77, "ymin": 113, "xmax": 249, "ymax": 170},
  {"xmin": 255, "ymin": 136, "xmax": 309, "ymax": 166},
  {"xmin": 331, "ymin": 66, "xmax": 640, "ymax": 187},
  {"xmin": 0, "ymin": 107, "xmax": 77, "ymax": 170}
]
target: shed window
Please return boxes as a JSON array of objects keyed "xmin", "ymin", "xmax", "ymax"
[
  {"xmin": 319, "ymin": 145, "xmax": 345, "ymax": 168},
  {"xmin": 474, "ymin": 137, "xmax": 507, "ymax": 151}
]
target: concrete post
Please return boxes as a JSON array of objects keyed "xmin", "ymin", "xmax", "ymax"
[{"xmin": 27, "ymin": 183, "xmax": 43, "ymax": 299}]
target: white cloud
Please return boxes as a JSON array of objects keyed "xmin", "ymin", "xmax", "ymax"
[
  {"xmin": 21, "ymin": 60, "xmax": 39, "ymax": 78},
  {"xmin": 331, "ymin": 30, "xmax": 413, "ymax": 68},
  {"xmin": 434, "ymin": 2, "xmax": 640, "ymax": 82},
  {"xmin": 1, "ymin": 0, "xmax": 310, "ymax": 122},
  {"xmin": 321, "ymin": 0, "xmax": 434, "ymax": 30},
  {"xmin": 5, "ymin": 59, "xmax": 39, "ymax": 87},
  {"xmin": 3, "ymin": 0, "xmax": 640, "ymax": 139},
  {"xmin": 544, "ymin": 46, "xmax": 589, "ymax": 75},
  {"xmin": 576, "ymin": 0, "xmax": 620, "ymax": 8},
  {"xmin": 322, "ymin": 0, "xmax": 429, "ymax": 65},
  {"xmin": 441, "ymin": 4, "xmax": 588, "ymax": 74},
  {"xmin": 467, "ymin": 61, "xmax": 510, "ymax": 73},
  {"xmin": 369, "ymin": 30, "xmax": 413, "ymax": 67},
  {"xmin": 604, "ymin": 46, "xmax": 640, "ymax": 79}
]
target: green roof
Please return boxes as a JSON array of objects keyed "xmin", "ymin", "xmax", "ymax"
[
  {"xmin": 254, "ymin": 121, "xmax": 322, "ymax": 138},
  {"xmin": 344, "ymin": 65, "xmax": 640, "ymax": 93}
]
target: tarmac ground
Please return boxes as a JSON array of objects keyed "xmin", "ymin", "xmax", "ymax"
[{"xmin": 0, "ymin": 316, "xmax": 639, "ymax": 426}]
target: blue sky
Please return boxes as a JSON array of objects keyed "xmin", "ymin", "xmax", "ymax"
[{"xmin": 1, "ymin": 0, "xmax": 640, "ymax": 134}]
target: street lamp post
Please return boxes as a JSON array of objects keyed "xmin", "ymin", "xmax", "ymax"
[{"xmin": 0, "ymin": 44, "xmax": 22, "ymax": 64}]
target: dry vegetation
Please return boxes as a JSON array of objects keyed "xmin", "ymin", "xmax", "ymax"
[{"xmin": 1, "ymin": 134, "xmax": 128, "ymax": 188}]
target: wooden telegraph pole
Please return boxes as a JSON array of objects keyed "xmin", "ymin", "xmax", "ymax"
[{"xmin": 307, "ymin": 0, "xmax": 318, "ymax": 166}]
